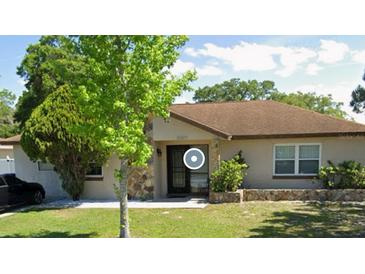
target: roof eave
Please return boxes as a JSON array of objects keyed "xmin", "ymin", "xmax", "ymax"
[
  {"xmin": 231, "ymin": 132, "xmax": 365, "ymax": 140},
  {"xmin": 0, "ymin": 140, "xmax": 20, "ymax": 145},
  {"xmin": 0, "ymin": 135, "xmax": 21, "ymax": 145},
  {"xmin": 169, "ymin": 111, "xmax": 232, "ymax": 140}
]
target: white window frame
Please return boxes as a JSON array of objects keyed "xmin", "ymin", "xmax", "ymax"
[
  {"xmin": 273, "ymin": 143, "xmax": 322, "ymax": 176},
  {"xmin": 85, "ymin": 162, "xmax": 104, "ymax": 178}
]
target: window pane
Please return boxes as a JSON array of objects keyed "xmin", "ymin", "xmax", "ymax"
[
  {"xmin": 275, "ymin": 146, "xmax": 295, "ymax": 159},
  {"xmin": 299, "ymin": 145, "xmax": 319, "ymax": 159},
  {"xmin": 86, "ymin": 163, "xmax": 102, "ymax": 176},
  {"xmin": 299, "ymin": 160, "xmax": 319, "ymax": 174},
  {"xmin": 275, "ymin": 160, "xmax": 295, "ymax": 174},
  {"xmin": 191, "ymin": 145, "xmax": 208, "ymax": 173},
  {"xmin": 190, "ymin": 173, "xmax": 209, "ymax": 194}
]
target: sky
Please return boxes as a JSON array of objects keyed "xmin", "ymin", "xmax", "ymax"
[{"xmin": 1, "ymin": 35, "xmax": 365, "ymax": 123}]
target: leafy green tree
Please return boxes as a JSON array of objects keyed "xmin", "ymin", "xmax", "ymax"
[
  {"xmin": 269, "ymin": 91, "xmax": 348, "ymax": 119},
  {"xmin": 193, "ymin": 78, "xmax": 277, "ymax": 102},
  {"xmin": 0, "ymin": 88, "xmax": 19, "ymax": 138},
  {"xmin": 16, "ymin": 36, "xmax": 105, "ymax": 199},
  {"xmin": 350, "ymin": 72, "xmax": 365, "ymax": 113},
  {"xmin": 72, "ymin": 36, "xmax": 195, "ymax": 237},
  {"xmin": 193, "ymin": 78, "xmax": 348, "ymax": 119},
  {"xmin": 15, "ymin": 36, "xmax": 87, "ymax": 127},
  {"xmin": 22, "ymin": 86, "xmax": 107, "ymax": 200}
]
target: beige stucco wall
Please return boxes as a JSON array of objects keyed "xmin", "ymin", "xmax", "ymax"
[
  {"xmin": 220, "ymin": 136, "xmax": 365, "ymax": 189},
  {"xmin": 13, "ymin": 145, "xmax": 67, "ymax": 198},
  {"xmin": 13, "ymin": 144, "xmax": 118, "ymax": 200},
  {"xmin": 153, "ymin": 117, "xmax": 216, "ymax": 141},
  {"xmin": 153, "ymin": 117, "xmax": 220, "ymax": 197},
  {"xmin": 82, "ymin": 154, "xmax": 119, "ymax": 200},
  {"xmin": 0, "ymin": 146, "xmax": 14, "ymax": 159}
]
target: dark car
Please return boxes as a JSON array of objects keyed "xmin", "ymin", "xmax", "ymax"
[{"xmin": 0, "ymin": 173, "xmax": 45, "ymax": 210}]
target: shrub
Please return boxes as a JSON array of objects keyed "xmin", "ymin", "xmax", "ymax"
[
  {"xmin": 318, "ymin": 160, "xmax": 365, "ymax": 189},
  {"xmin": 210, "ymin": 155, "xmax": 249, "ymax": 192}
]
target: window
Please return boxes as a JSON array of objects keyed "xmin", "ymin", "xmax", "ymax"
[
  {"xmin": 275, "ymin": 145, "xmax": 295, "ymax": 174},
  {"xmin": 299, "ymin": 145, "xmax": 320, "ymax": 174},
  {"xmin": 274, "ymin": 144, "xmax": 320, "ymax": 175},
  {"xmin": 86, "ymin": 162, "xmax": 103, "ymax": 177},
  {"xmin": 37, "ymin": 161, "xmax": 54, "ymax": 171}
]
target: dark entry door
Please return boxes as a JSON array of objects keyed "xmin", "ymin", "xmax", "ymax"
[
  {"xmin": 167, "ymin": 145, "xmax": 190, "ymax": 194},
  {"xmin": 167, "ymin": 145, "xmax": 209, "ymax": 196}
]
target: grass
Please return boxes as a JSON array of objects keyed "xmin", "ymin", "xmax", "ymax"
[{"xmin": 1, "ymin": 202, "xmax": 365, "ymax": 237}]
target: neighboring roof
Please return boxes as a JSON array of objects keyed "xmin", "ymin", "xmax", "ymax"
[
  {"xmin": 0, "ymin": 135, "xmax": 21, "ymax": 145},
  {"xmin": 169, "ymin": 100, "xmax": 365, "ymax": 139}
]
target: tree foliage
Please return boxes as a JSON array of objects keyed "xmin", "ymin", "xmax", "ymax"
[
  {"xmin": 15, "ymin": 35, "xmax": 195, "ymax": 236},
  {"xmin": 194, "ymin": 78, "xmax": 277, "ymax": 102},
  {"xmin": 16, "ymin": 36, "xmax": 106, "ymax": 200},
  {"xmin": 193, "ymin": 78, "xmax": 348, "ymax": 119},
  {"xmin": 15, "ymin": 36, "xmax": 87, "ymax": 128},
  {"xmin": 73, "ymin": 36, "xmax": 195, "ymax": 165},
  {"xmin": 0, "ymin": 88, "xmax": 19, "ymax": 138},
  {"xmin": 269, "ymin": 91, "xmax": 347, "ymax": 119},
  {"xmin": 69, "ymin": 36, "xmax": 196, "ymax": 237},
  {"xmin": 350, "ymin": 71, "xmax": 365, "ymax": 113},
  {"xmin": 21, "ymin": 86, "xmax": 107, "ymax": 200}
]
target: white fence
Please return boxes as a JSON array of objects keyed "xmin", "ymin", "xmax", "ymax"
[{"xmin": 0, "ymin": 159, "xmax": 15, "ymax": 174}]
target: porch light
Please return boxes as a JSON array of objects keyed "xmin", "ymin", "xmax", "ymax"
[{"xmin": 157, "ymin": 148, "xmax": 162, "ymax": 157}]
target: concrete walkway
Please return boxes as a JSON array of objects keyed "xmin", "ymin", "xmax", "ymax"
[
  {"xmin": 0, "ymin": 197, "xmax": 207, "ymax": 218},
  {"xmin": 42, "ymin": 197, "xmax": 208, "ymax": 209}
]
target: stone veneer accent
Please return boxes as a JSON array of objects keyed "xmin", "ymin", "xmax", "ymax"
[
  {"xmin": 127, "ymin": 166, "xmax": 154, "ymax": 199},
  {"xmin": 211, "ymin": 139, "xmax": 220, "ymax": 171},
  {"xmin": 242, "ymin": 189, "xmax": 365, "ymax": 202},
  {"xmin": 127, "ymin": 116, "xmax": 154, "ymax": 199},
  {"xmin": 209, "ymin": 191, "xmax": 242, "ymax": 203},
  {"xmin": 210, "ymin": 189, "xmax": 365, "ymax": 203}
]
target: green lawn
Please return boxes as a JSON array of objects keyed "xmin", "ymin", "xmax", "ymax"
[{"xmin": 1, "ymin": 202, "xmax": 365, "ymax": 237}]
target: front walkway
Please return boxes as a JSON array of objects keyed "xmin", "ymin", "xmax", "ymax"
[
  {"xmin": 39, "ymin": 197, "xmax": 208, "ymax": 209},
  {"xmin": 0, "ymin": 197, "xmax": 207, "ymax": 218}
]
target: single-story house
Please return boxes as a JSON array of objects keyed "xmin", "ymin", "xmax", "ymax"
[
  {"xmin": 0, "ymin": 140, "xmax": 14, "ymax": 174},
  {"xmin": 2, "ymin": 100, "xmax": 365, "ymax": 200}
]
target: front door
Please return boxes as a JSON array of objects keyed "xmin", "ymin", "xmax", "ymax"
[
  {"xmin": 167, "ymin": 145, "xmax": 209, "ymax": 196},
  {"xmin": 167, "ymin": 145, "xmax": 190, "ymax": 195}
]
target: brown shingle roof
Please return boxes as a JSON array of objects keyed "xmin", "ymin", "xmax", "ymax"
[
  {"xmin": 169, "ymin": 100, "xmax": 365, "ymax": 139},
  {"xmin": 3, "ymin": 101, "xmax": 365, "ymax": 143},
  {"xmin": 0, "ymin": 135, "xmax": 21, "ymax": 145}
]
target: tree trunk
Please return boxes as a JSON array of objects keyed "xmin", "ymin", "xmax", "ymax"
[{"xmin": 119, "ymin": 159, "xmax": 130, "ymax": 238}]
